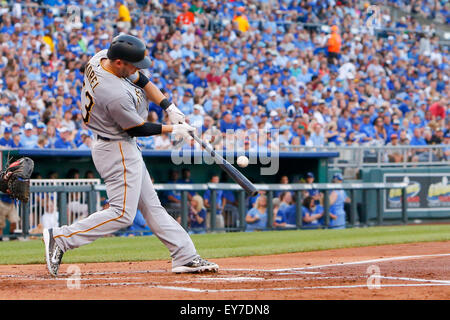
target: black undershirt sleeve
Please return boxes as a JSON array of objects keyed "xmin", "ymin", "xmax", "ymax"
[
  {"xmin": 126, "ymin": 122, "xmax": 162, "ymax": 137},
  {"xmin": 133, "ymin": 71, "xmax": 150, "ymax": 88}
]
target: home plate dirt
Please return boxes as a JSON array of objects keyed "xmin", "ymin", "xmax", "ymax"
[{"xmin": 0, "ymin": 241, "xmax": 448, "ymax": 300}]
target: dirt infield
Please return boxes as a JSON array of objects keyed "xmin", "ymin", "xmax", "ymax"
[{"xmin": 0, "ymin": 241, "xmax": 448, "ymax": 300}]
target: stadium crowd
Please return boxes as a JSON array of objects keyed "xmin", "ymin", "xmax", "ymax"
[
  {"xmin": 0, "ymin": 0, "xmax": 448, "ymax": 163},
  {"xmin": 386, "ymin": 0, "xmax": 449, "ymax": 24}
]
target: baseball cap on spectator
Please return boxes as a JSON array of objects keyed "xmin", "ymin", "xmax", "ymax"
[
  {"xmin": 24, "ymin": 123, "xmax": 33, "ymax": 130},
  {"xmin": 193, "ymin": 104, "xmax": 203, "ymax": 112},
  {"xmin": 59, "ymin": 127, "xmax": 69, "ymax": 133},
  {"xmin": 274, "ymin": 116, "xmax": 280, "ymax": 122},
  {"xmin": 4, "ymin": 111, "xmax": 12, "ymax": 117},
  {"xmin": 270, "ymin": 110, "xmax": 278, "ymax": 117},
  {"xmin": 4, "ymin": 127, "xmax": 12, "ymax": 134},
  {"xmin": 80, "ymin": 130, "xmax": 90, "ymax": 137},
  {"xmin": 332, "ymin": 172, "xmax": 343, "ymax": 181},
  {"xmin": 393, "ymin": 119, "xmax": 400, "ymax": 125},
  {"xmin": 37, "ymin": 122, "xmax": 46, "ymax": 129},
  {"xmin": 306, "ymin": 172, "xmax": 315, "ymax": 179},
  {"xmin": 280, "ymin": 125, "xmax": 290, "ymax": 133},
  {"xmin": 269, "ymin": 91, "xmax": 276, "ymax": 97},
  {"xmin": 184, "ymin": 89, "xmax": 193, "ymax": 97},
  {"xmin": 222, "ymin": 110, "xmax": 231, "ymax": 117}
]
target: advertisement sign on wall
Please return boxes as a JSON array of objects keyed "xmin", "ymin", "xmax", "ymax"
[{"xmin": 384, "ymin": 173, "xmax": 450, "ymax": 212}]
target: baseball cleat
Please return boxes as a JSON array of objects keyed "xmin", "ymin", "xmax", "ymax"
[
  {"xmin": 172, "ymin": 257, "xmax": 219, "ymax": 274},
  {"xmin": 43, "ymin": 228, "xmax": 64, "ymax": 277}
]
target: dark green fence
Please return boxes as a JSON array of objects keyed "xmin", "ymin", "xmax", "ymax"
[{"xmin": 10, "ymin": 182, "xmax": 411, "ymax": 238}]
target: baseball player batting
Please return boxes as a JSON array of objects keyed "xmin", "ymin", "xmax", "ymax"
[{"xmin": 43, "ymin": 34, "xmax": 218, "ymax": 276}]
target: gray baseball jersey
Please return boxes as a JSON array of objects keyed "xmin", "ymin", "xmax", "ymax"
[
  {"xmin": 52, "ymin": 50, "xmax": 199, "ymax": 269},
  {"xmin": 81, "ymin": 49, "xmax": 147, "ymax": 140}
]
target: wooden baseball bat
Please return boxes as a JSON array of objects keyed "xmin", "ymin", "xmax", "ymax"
[{"xmin": 189, "ymin": 132, "xmax": 258, "ymax": 196}]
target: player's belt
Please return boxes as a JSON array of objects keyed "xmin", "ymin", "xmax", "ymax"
[{"xmin": 97, "ymin": 135, "xmax": 111, "ymax": 141}]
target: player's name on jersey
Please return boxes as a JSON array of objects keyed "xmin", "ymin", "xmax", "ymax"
[{"xmin": 85, "ymin": 62, "xmax": 100, "ymax": 91}]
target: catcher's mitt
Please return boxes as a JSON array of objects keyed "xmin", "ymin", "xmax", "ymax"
[{"xmin": 0, "ymin": 157, "xmax": 34, "ymax": 202}]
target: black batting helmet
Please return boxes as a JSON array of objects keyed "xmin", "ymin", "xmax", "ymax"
[{"xmin": 107, "ymin": 34, "xmax": 151, "ymax": 69}]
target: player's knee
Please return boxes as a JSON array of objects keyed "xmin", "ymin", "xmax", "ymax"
[
  {"xmin": 122, "ymin": 209, "xmax": 137, "ymax": 226},
  {"xmin": 110, "ymin": 206, "xmax": 136, "ymax": 226}
]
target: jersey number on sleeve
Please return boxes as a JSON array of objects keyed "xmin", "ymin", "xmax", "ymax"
[{"xmin": 82, "ymin": 91, "xmax": 95, "ymax": 124}]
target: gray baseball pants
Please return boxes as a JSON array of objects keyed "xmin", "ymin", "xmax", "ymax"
[{"xmin": 52, "ymin": 137, "xmax": 198, "ymax": 268}]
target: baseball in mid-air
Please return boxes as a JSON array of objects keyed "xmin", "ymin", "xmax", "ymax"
[{"xmin": 237, "ymin": 156, "xmax": 249, "ymax": 168}]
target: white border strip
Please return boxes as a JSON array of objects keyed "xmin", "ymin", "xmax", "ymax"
[{"xmin": 150, "ymin": 283, "xmax": 450, "ymax": 293}]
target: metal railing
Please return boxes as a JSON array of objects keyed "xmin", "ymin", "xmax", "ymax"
[
  {"xmin": 285, "ymin": 144, "xmax": 449, "ymax": 173},
  {"xmin": 9, "ymin": 181, "xmax": 410, "ymax": 238},
  {"xmin": 23, "ymin": 179, "xmax": 101, "ymax": 234}
]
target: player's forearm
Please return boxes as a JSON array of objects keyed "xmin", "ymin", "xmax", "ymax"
[
  {"xmin": 126, "ymin": 122, "xmax": 174, "ymax": 137},
  {"xmin": 142, "ymin": 80, "xmax": 166, "ymax": 105}
]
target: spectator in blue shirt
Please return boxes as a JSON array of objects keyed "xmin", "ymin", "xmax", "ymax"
[
  {"xmin": 203, "ymin": 174, "xmax": 227, "ymax": 230},
  {"xmin": 233, "ymin": 112, "xmax": 246, "ymax": 131},
  {"xmin": 410, "ymin": 128, "xmax": 427, "ymax": 146},
  {"xmin": 54, "ymin": 127, "xmax": 75, "ymax": 149},
  {"xmin": 188, "ymin": 195, "xmax": 207, "ymax": 234},
  {"xmin": 124, "ymin": 210, "xmax": 152, "ymax": 236},
  {"xmin": 302, "ymin": 172, "xmax": 323, "ymax": 205},
  {"xmin": 387, "ymin": 119, "xmax": 401, "ymax": 142},
  {"xmin": 245, "ymin": 195, "xmax": 268, "ymax": 232},
  {"xmin": 310, "ymin": 123, "xmax": 325, "ymax": 147},
  {"xmin": 0, "ymin": 127, "xmax": 13, "ymax": 147},
  {"xmin": 20, "ymin": 123, "xmax": 38, "ymax": 148},
  {"xmin": 177, "ymin": 90, "xmax": 194, "ymax": 115},
  {"xmin": 266, "ymin": 90, "xmax": 284, "ymax": 112},
  {"xmin": 360, "ymin": 113, "xmax": 376, "ymax": 139},
  {"xmin": 219, "ymin": 111, "xmax": 235, "ymax": 133},
  {"xmin": 301, "ymin": 196, "xmax": 324, "ymax": 229},
  {"xmin": 11, "ymin": 132, "xmax": 23, "ymax": 148},
  {"xmin": 290, "ymin": 124, "xmax": 307, "ymax": 145},
  {"xmin": 271, "ymin": 197, "xmax": 293, "ymax": 229},
  {"xmin": 326, "ymin": 173, "xmax": 350, "ymax": 229}
]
